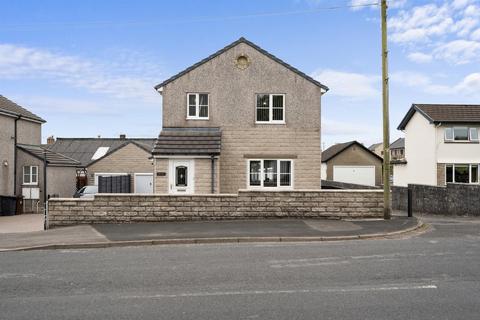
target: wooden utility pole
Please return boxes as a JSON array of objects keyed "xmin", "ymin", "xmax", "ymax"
[{"xmin": 381, "ymin": 0, "xmax": 391, "ymax": 219}]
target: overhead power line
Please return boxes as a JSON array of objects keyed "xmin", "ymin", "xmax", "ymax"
[{"xmin": 1, "ymin": 1, "xmax": 381, "ymax": 30}]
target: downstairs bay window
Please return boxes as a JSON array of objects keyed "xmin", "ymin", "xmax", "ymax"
[
  {"xmin": 248, "ymin": 159, "xmax": 293, "ymax": 189},
  {"xmin": 445, "ymin": 164, "xmax": 479, "ymax": 184}
]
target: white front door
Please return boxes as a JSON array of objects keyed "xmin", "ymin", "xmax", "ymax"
[
  {"xmin": 134, "ymin": 173, "xmax": 154, "ymax": 194},
  {"xmin": 169, "ymin": 160, "xmax": 194, "ymax": 194}
]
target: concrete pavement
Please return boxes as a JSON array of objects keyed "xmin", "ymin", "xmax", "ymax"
[
  {"xmin": 0, "ymin": 217, "xmax": 421, "ymax": 251},
  {"xmin": 0, "ymin": 215, "xmax": 478, "ymax": 319},
  {"xmin": 0, "ymin": 214, "xmax": 43, "ymax": 233}
]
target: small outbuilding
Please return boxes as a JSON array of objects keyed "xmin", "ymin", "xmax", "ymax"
[{"xmin": 321, "ymin": 141, "xmax": 383, "ymax": 187}]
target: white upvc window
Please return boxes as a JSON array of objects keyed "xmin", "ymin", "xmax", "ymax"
[
  {"xmin": 445, "ymin": 164, "xmax": 479, "ymax": 184},
  {"xmin": 23, "ymin": 166, "xmax": 38, "ymax": 185},
  {"xmin": 187, "ymin": 93, "xmax": 209, "ymax": 120},
  {"xmin": 248, "ymin": 159, "xmax": 293, "ymax": 189},
  {"xmin": 256, "ymin": 94, "xmax": 285, "ymax": 124},
  {"xmin": 444, "ymin": 127, "xmax": 479, "ymax": 142}
]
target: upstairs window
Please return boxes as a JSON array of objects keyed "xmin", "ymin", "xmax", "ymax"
[
  {"xmin": 23, "ymin": 166, "xmax": 38, "ymax": 185},
  {"xmin": 444, "ymin": 127, "xmax": 479, "ymax": 142},
  {"xmin": 256, "ymin": 94, "xmax": 285, "ymax": 123},
  {"xmin": 187, "ymin": 93, "xmax": 209, "ymax": 120}
]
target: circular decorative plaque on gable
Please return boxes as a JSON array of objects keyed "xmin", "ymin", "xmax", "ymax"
[{"xmin": 235, "ymin": 54, "xmax": 250, "ymax": 70}]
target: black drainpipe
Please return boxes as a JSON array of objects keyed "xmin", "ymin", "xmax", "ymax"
[
  {"xmin": 211, "ymin": 155, "xmax": 215, "ymax": 194},
  {"xmin": 13, "ymin": 116, "xmax": 20, "ymax": 196}
]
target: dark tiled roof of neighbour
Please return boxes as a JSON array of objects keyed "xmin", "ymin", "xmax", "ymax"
[
  {"xmin": 152, "ymin": 127, "xmax": 221, "ymax": 155},
  {"xmin": 17, "ymin": 144, "xmax": 81, "ymax": 167},
  {"xmin": 322, "ymin": 140, "xmax": 383, "ymax": 163},
  {"xmin": 154, "ymin": 37, "xmax": 329, "ymax": 92},
  {"xmin": 398, "ymin": 104, "xmax": 480, "ymax": 130},
  {"xmin": 390, "ymin": 137, "xmax": 405, "ymax": 149},
  {"xmin": 0, "ymin": 95, "xmax": 45, "ymax": 123},
  {"xmin": 45, "ymin": 138, "xmax": 156, "ymax": 167}
]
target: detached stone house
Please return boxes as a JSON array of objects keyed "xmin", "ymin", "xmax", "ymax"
[
  {"xmin": 152, "ymin": 37, "xmax": 328, "ymax": 194},
  {"xmin": 321, "ymin": 141, "xmax": 383, "ymax": 187},
  {"xmin": 394, "ymin": 104, "xmax": 480, "ymax": 187}
]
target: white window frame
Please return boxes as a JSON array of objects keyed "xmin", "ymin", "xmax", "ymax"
[
  {"xmin": 255, "ymin": 94, "xmax": 286, "ymax": 124},
  {"xmin": 445, "ymin": 164, "xmax": 479, "ymax": 184},
  {"xmin": 444, "ymin": 127, "xmax": 479, "ymax": 142},
  {"xmin": 23, "ymin": 166, "xmax": 39, "ymax": 185},
  {"xmin": 186, "ymin": 93, "xmax": 209, "ymax": 120},
  {"xmin": 246, "ymin": 159, "xmax": 294, "ymax": 190}
]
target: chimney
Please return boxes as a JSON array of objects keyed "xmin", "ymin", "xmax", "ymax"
[
  {"xmin": 119, "ymin": 134, "xmax": 126, "ymax": 140},
  {"xmin": 47, "ymin": 135, "xmax": 55, "ymax": 145}
]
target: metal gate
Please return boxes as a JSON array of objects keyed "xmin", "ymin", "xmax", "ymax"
[{"xmin": 98, "ymin": 175, "xmax": 131, "ymax": 193}]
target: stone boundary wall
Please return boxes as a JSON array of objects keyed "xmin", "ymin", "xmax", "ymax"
[
  {"xmin": 392, "ymin": 184, "xmax": 480, "ymax": 216},
  {"xmin": 321, "ymin": 180, "xmax": 381, "ymax": 190},
  {"xmin": 47, "ymin": 190, "xmax": 384, "ymax": 228}
]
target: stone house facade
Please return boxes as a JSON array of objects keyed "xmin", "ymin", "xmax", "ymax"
[{"xmin": 152, "ymin": 37, "xmax": 328, "ymax": 194}]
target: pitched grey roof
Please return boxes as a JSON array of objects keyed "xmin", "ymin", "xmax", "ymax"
[
  {"xmin": 322, "ymin": 141, "xmax": 383, "ymax": 163},
  {"xmin": 45, "ymin": 138, "xmax": 156, "ymax": 167},
  {"xmin": 390, "ymin": 137, "xmax": 404, "ymax": 149},
  {"xmin": 368, "ymin": 142, "xmax": 382, "ymax": 151},
  {"xmin": 398, "ymin": 104, "xmax": 480, "ymax": 130},
  {"xmin": 0, "ymin": 95, "xmax": 45, "ymax": 123},
  {"xmin": 17, "ymin": 144, "xmax": 81, "ymax": 167},
  {"xmin": 154, "ymin": 37, "xmax": 329, "ymax": 92},
  {"xmin": 152, "ymin": 127, "xmax": 221, "ymax": 156}
]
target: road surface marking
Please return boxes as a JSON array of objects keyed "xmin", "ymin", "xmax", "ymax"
[{"xmin": 121, "ymin": 284, "xmax": 437, "ymax": 300}]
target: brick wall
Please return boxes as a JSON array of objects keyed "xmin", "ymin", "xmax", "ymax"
[
  {"xmin": 47, "ymin": 190, "xmax": 384, "ymax": 227},
  {"xmin": 392, "ymin": 183, "xmax": 480, "ymax": 216}
]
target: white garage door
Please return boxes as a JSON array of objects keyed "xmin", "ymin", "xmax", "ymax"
[
  {"xmin": 134, "ymin": 173, "xmax": 154, "ymax": 194},
  {"xmin": 333, "ymin": 166, "xmax": 375, "ymax": 186}
]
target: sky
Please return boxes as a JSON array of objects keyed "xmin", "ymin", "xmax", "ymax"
[{"xmin": 1, "ymin": 0, "xmax": 480, "ymax": 148}]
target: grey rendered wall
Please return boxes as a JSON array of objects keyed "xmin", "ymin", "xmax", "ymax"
[
  {"xmin": 16, "ymin": 149, "xmax": 44, "ymax": 212},
  {"xmin": 161, "ymin": 42, "xmax": 322, "ymax": 193},
  {"xmin": 0, "ymin": 115, "xmax": 42, "ymax": 197},
  {"xmin": 47, "ymin": 166, "xmax": 77, "ymax": 198},
  {"xmin": 17, "ymin": 118, "xmax": 42, "ymax": 145},
  {"xmin": 0, "ymin": 115, "xmax": 15, "ymax": 196}
]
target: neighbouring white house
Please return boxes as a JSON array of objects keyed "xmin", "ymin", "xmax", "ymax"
[{"xmin": 393, "ymin": 104, "xmax": 480, "ymax": 187}]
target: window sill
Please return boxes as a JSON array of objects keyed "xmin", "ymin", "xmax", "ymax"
[
  {"xmin": 22, "ymin": 183, "xmax": 38, "ymax": 186},
  {"xmin": 444, "ymin": 141, "xmax": 479, "ymax": 144},
  {"xmin": 186, "ymin": 117, "xmax": 209, "ymax": 121},
  {"xmin": 247, "ymin": 186, "xmax": 293, "ymax": 190},
  {"xmin": 255, "ymin": 122, "xmax": 286, "ymax": 125}
]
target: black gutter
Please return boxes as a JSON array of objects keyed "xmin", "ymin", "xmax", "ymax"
[
  {"xmin": 13, "ymin": 116, "xmax": 19, "ymax": 196},
  {"xmin": 211, "ymin": 156, "xmax": 215, "ymax": 194}
]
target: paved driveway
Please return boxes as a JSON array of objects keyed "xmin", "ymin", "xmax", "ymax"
[{"xmin": 0, "ymin": 214, "xmax": 44, "ymax": 233}]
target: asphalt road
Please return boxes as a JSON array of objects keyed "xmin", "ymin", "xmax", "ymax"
[{"xmin": 1, "ymin": 215, "xmax": 479, "ymax": 320}]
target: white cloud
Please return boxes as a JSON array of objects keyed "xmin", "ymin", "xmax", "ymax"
[
  {"xmin": 392, "ymin": 70, "xmax": 480, "ymax": 97},
  {"xmin": 0, "ymin": 43, "xmax": 161, "ymax": 103},
  {"xmin": 312, "ymin": 69, "xmax": 380, "ymax": 100},
  {"xmin": 471, "ymin": 27, "xmax": 480, "ymax": 39},
  {"xmin": 433, "ymin": 39, "xmax": 480, "ymax": 64},
  {"xmin": 388, "ymin": 1, "xmax": 480, "ymax": 64},
  {"xmin": 454, "ymin": 72, "xmax": 480, "ymax": 93},
  {"xmin": 407, "ymin": 52, "xmax": 433, "ymax": 63}
]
